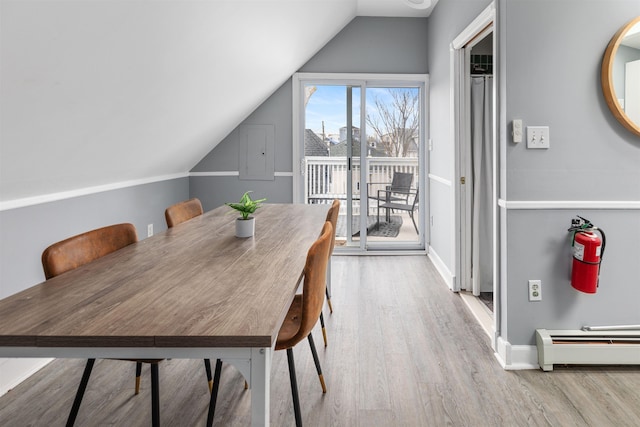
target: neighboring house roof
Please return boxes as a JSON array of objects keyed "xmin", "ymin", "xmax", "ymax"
[
  {"xmin": 329, "ymin": 141, "xmax": 388, "ymax": 157},
  {"xmin": 304, "ymin": 129, "xmax": 329, "ymax": 156}
]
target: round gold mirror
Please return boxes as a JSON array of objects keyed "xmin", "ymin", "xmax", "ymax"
[{"xmin": 601, "ymin": 16, "xmax": 640, "ymax": 137}]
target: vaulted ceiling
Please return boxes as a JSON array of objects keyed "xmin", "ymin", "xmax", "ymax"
[{"xmin": 0, "ymin": 0, "xmax": 435, "ymax": 202}]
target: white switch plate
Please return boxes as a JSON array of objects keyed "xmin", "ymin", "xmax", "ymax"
[
  {"xmin": 527, "ymin": 126, "xmax": 550, "ymax": 149},
  {"xmin": 529, "ymin": 279, "xmax": 542, "ymax": 301},
  {"xmin": 147, "ymin": 223, "xmax": 153, "ymax": 237}
]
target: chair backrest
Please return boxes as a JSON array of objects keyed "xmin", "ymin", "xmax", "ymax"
[
  {"xmin": 165, "ymin": 198, "xmax": 204, "ymax": 228},
  {"xmin": 325, "ymin": 199, "xmax": 340, "ymax": 256},
  {"xmin": 42, "ymin": 223, "xmax": 138, "ymax": 279},
  {"xmin": 294, "ymin": 221, "xmax": 333, "ymax": 346},
  {"xmin": 391, "ymin": 172, "xmax": 413, "ymax": 193}
]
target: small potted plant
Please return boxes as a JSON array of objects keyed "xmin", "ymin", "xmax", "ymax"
[{"xmin": 225, "ymin": 191, "xmax": 267, "ymax": 237}]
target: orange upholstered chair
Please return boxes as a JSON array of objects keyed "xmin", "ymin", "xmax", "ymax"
[
  {"xmin": 206, "ymin": 221, "xmax": 333, "ymax": 427},
  {"xmin": 165, "ymin": 198, "xmax": 203, "ymax": 228},
  {"xmin": 318, "ymin": 199, "xmax": 340, "ymax": 346},
  {"xmin": 42, "ymin": 224, "xmax": 164, "ymax": 425}
]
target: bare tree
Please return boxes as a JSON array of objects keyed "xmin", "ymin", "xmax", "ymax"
[{"xmin": 366, "ymin": 89, "xmax": 419, "ymax": 157}]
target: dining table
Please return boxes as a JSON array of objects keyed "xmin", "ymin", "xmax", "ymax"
[{"xmin": 0, "ymin": 203, "xmax": 329, "ymax": 426}]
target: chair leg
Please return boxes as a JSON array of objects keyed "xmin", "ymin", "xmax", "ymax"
[
  {"xmin": 325, "ymin": 292, "xmax": 334, "ymax": 314},
  {"xmin": 65, "ymin": 358, "xmax": 95, "ymax": 427},
  {"xmin": 204, "ymin": 359, "xmax": 213, "ymax": 393},
  {"xmin": 206, "ymin": 359, "xmax": 223, "ymax": 427},
  {"xmin": 326, "ymin": 262, "xmax": 333, "ymax": 314},
  {"xmin": 150, "ymin": 363, "xmax": 160, "ymax": 427},
  {"xmin": 319, "ymin": 312, "xmax": 328, "ymax": 347},
  {"xmin": 135, "ymin": 361, "xmax": 142, "ymax": 395},
  {"xmin": 409, "ymin": 210, "xmax": 418, "ymax": 234},
  {"xmin": 286, "ymin": 348, "xmax": 303, "ymax": 427},
  {"xmin": 307, "ymin": 334, "xmax": 327, "ymax": 393}
]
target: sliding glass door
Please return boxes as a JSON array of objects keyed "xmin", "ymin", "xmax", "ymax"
[
  {"xmin": 303, "ymin": 83, "xmax": 363, "ymax": 247},
  {"xmin": 294, "ymin": 74, "xmax": 427, "ymax": 253}
]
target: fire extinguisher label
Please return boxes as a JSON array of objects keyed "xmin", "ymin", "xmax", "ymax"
[
  {"xmin": 595, "ymin": 245, "xmax": 601, "ymax": 257},
  {"xmin": 574, "ymin": 241, "xmax": 585, "ymax": 261}
]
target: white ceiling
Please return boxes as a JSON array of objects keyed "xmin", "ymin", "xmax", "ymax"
[
  {"xmin": 0, "ymin": 0, "xmax": 435, "ymax": 203},
  {"xmin": 358, "ymin": 0, "xmax": 436, "ymax": 17}
]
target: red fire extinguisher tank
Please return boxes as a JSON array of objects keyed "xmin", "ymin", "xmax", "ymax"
[{"xmin": 571, "ymin": 230, "xmax": 603, "ymax": 293}]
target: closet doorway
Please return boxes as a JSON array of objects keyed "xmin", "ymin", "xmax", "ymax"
[{"xmin": 452, "ymin": 3, "xmax": 497, "ymax": 339}]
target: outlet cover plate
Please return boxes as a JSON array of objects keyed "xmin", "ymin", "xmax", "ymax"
[{"xmin": 529, "ymin": 279, "xmax": 542, "ymax": 301}]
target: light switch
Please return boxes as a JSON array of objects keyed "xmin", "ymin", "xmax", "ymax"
[{"xmin": 527, "ymin": 126, "xmax": 550, "ymax": 149}]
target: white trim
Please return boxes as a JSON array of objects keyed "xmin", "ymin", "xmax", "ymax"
[
  {"xmin": 190, "ymin": 171, "xmax": 294, "ymax": 177},
  {"xmin": 294, "ymin": 72, "xmax": 429, "ymax": 84},
  {"xmin": 451, "ymin": 2, "xmax": 496, "ymax": 301},
  {"xmin": 190, "ymin": 171, "xmax": 239, "ymax": 177},
  {"xmin": 428, "ymin": 245, "xmax": 455, "ymax": 290},
  {"xmin": 0, "ymin": 173, "xmax": 188, "ymax": 212},
  {"xmin": 292, "ymin": 73, "xmax": 303, "ymax": 203},
  {"xmin": 428, "ymin": 173, "xmax": 452, "ymax": 187},
  {"xmin": 451, "ymin": 2, "xmax": 495, "ymax": 49},
  {"xmin": 498, "ymin": 199, "xmax": 640, "ymax": 210},
  {"xmin": 459, "ymin": 291, "xmax": 493, "ymax": 340},
  {"xmin": 494, "ymin": 336, "xmax": 539, "ymax": 370}
]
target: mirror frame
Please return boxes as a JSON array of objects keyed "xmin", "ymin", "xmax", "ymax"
[{"xmin": 601, "ymin": 16, "xmax": 640, "ymax": 138}]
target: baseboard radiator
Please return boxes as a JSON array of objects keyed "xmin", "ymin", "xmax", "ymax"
[{"xmin": 535, "ymin": 329, "xmax": 640, "ymax": 371}]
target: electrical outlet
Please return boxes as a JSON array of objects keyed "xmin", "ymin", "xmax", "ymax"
[
  {"xmin": 528, "ymin": 280, "xmax": 542, "ymax": 301},
  {"xmin": 147, "ymin": 224, "xmax": 153, "ymax": 237}
]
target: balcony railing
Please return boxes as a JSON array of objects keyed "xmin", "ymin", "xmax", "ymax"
[{"xmin": 305, "ymin": 156, "xmax": 419, "ymax": 214}]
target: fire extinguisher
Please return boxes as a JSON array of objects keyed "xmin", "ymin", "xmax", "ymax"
[{"xmin": 568, "ymin": 216, "xmax": 606, "ymax": 294}]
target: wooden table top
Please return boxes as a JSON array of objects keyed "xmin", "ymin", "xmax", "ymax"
[{"xmin": 0, "ymin": 203, "xmax": 328, "ymax": 349}]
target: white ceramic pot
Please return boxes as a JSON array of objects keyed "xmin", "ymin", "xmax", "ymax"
[{"xmin": 235, "ymin": 217, "xmax": 255, "ymax": 238}]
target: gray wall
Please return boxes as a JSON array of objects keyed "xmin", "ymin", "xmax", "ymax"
[
  {"xmin": 427, "ymin": 0, "xmax": 640, "ymax": 347},
  {"xmin": 426, "ymin": 0, "xmax": 493, "ymax": 276},
  {"xmin": 190, "ymin": 17, "xmax": 429, "ymax": 209},
  {"xmin": 0, "ymin": 178, "xmax": 189, "ymax": 299},
  {"xmin": 501, "ymin": 0, "xmax": 640, "ymax": 345}
]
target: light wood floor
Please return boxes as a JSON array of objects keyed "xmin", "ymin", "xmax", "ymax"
[{"xmin": 1, "ymin": 256, "xmax": 639, "ymax": 426}]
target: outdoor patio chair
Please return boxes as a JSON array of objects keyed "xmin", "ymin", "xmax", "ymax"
[
  {"xmin": 377, "ymin": 187, "xmax": 419, "ymax": 234},
  {"xmin": 368, "ymin": 172, "xmax": 413, "ymax": 221}
]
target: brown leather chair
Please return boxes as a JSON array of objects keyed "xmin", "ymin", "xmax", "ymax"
[
  {"xmin": 42, "ymin": 224, "xmax": 162, "ymax": 425},
  {"xmin": 324, "ymin": 199, "xmax": 340, "ymax": 313},
  {"xmin": 42, "ymin": 223, "xmax": 208, "ymax": 426},
  {"xmin": 206, "ymin": 221, "xmax": 333, "ymax": 427},
  {"xmin": 165, "ymin": 198, "xmax": 203, "ymax": 228},
  {"xmin": 318, "ymin": 199, "xmax": 340, "ymax": 346}
]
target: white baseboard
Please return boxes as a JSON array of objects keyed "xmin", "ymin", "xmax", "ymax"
[
  {"xmin": 0, "ymin": 358, "xmax": 53, "ymax": 396},
  {"xmin": 495, "ymin": 336, "xmax": 539, "ymax": 370},
  {"xmin": 427, "ymin": 246, "xmax": 454, "ymax": 290}
]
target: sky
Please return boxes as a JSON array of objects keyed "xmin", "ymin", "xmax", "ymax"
[{"xmin": 304, "ymin": 85, "xmax": 419, "ymax": 138}]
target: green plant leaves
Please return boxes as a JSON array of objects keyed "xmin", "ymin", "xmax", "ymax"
[{"xmin": 225, "ymin": 191, "xmax": 267, "ymax": 220}]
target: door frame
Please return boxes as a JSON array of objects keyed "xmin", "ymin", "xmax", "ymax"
[
  {"xmin": 292, "ymin": 72, "xmax": 429, "ymax": 253},
  {"xmin": 451, "ymin": 3, "xmax": 499, "ymax": 342}
]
